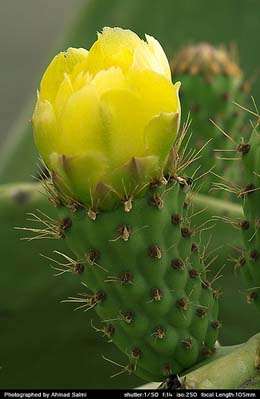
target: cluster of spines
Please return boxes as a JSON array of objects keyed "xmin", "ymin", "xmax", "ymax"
[
  {"xmin": 171, "ymin": 43, "xmax": 250, "ymax": 195},
  {"xmin": 19, "ymin": 121, "xmax": 224, "ymax": 382},
  {"xmin": 215, "ymin": 115, "xmax": 260, "ymax": 310},
  {"xmin": 31, "ymin": 171, "xmax": 221, "ymax": 380}
]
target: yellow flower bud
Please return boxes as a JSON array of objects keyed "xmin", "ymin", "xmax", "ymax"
[{"xmin": 32, "ymin": 27, "xmax": 181, "ymax": 209}]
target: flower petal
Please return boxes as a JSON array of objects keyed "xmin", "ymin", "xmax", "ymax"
[
  {"xmin": 144, "ymin": 112, "xmax": 180, "ymax": 164},
  {"xmin": 85, "ymin": 27, "xmax": 140, "ymax": 74},
  {"xmin": 50, "ymin": 151, "xmax": 109, "ymax": 205},
  {"xmin": 40, "ymin": 47, "xmax": 88, "ymax": 102},
  {"xmin": 132, "ymin": 36, "xmax": 171, "ymax": 80},
  {"xmin": 54, "ymin": 73, "xmax": 74, "ymax": 116},
  {"xmin": 92, "ymin": 67, "xmax": 128, "ymax": 96},
  {"xmin": 128, "ymin": 70, "xmax": 180, "ymax": 122},
  {"xmin": 32, "ymin": 98, "xmax": 58, "ymax": 165},
  {"xmin": 100, "ymin": 88, "xmax": 146, "ymax": 167},
  {"xmin": 145, "ymin": 34, "xmax": 172, "ymax": 80},
  {"xmin": 58, "ymin": 85, "xmax": 104, "ymax": 156}
]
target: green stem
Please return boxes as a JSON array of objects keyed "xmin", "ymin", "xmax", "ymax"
[
  {"xmin": 240, "ymin": 375, "xmax": 260, "ymax": 389},
  {"xmin": 138, "ymin": 333, "xmax": 260, "ymax": 389},
  {"xmin": 183, "ymin": 333, "xmax": 260, "ymax": 389},
  {"xmin": 2, "ymin": 182, "xmax": 258, "ymax": 388},
  {"xmin": 0, "ymin": 183, "xmax": 243, "ymax": 215},
  {"xmin": 192, "ymin": 192, "xmax": 242, "ymax": 218}
]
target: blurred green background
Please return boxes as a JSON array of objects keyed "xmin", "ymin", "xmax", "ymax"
[
  {"xmin": 0, "ymin": 0, "xmax": 84, "ymax": 145},
  {"xmin": 0, "ymin": 0, "xmax": 260, "ymax": 389}
]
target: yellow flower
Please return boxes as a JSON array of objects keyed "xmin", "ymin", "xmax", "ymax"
[{"xmin": 32, "ymin": 27, "xmax": 181, "ymax": 209}]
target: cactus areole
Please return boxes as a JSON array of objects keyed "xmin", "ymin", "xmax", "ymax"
[
  {"xmin": 235, "ymin": 122, "xmax": 260, "ymax": 311},
  {"xmin": 32, "ymin": 27, "xmax": 220, "ymax": 381}
]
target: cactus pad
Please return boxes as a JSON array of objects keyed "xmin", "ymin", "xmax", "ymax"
[
  {"xmin": 171, "ymin": 43, "xmax": 249, "ymax": 194},
  {"xmin": 234, "ymin": 122, "xmax": 260, "ymax": 311},
  {"xmin": 49, "ymin": 176, "xmax": 220, "ymax": 381}
]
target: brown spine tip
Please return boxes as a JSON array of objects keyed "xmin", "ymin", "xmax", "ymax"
[
  {"xmin": 181, "ymin": 227, "xmax": 193, "ymax": 238},
  {"xmin": 59, "ymin": 217, "xmax": 72, "ymax": 231},
  {"xmin": 149, "ymin": 176, "xmax": 168, "ymax": 189},
  {"xmin": 93, "ymin": 291, "xmax": 105, "ymax": 305},
  {"xmin": 119, "ymin": 271, "xmax": 133, "ymax": 285},
  {"xmin": 171, "ymin": 213, "xmax": 183, "ymax": 225},
  {"xmin": 151, "ymin": 288, "xmax": 163, "ymax": 301},
  {"xmin": 201, "ymin": 280, "xmax": 211, "ymax": 289},
  {"xmin": 126, "ymin": 363, "xmax": 136, "ymax": 374},
  {"xmin": 239, "ymin": 220, "xmax": 250, "ymax": 230},
  {"xmin": 247, "ymin": 291, "xmax": 258, "ymax": 304},
  {"xmin": 242, "ymin": 184, "xmax": 255, "ymax": 197},
  {"xmin": 237, "ymin": 143, "xmax": 250, "ymax": 155},
  {"xmin": 86, "ymin": 249, "xmax": 99, "ymax": 265},
  {"xmin": 250, "ymin": 249, "xmax": 259, "ymax": 261},
  {"xmin": 49, "ymin": 196, "xmax": 63, "ymax": 207},
  {"xmin": 88, "ymin": 207, "xmax": 98, "ymax": 221},
  {"xmin": 104, "ymin": 324, "xmax": 115, "ymax": 338},
  {"xmin": 160, "ymin": 176, "xmax": 168, "ymax": 185},
  {"xmin": 177, "ymin": 176, "xmax": 192, "ymax": 193},
  {"xmin": 211, "ymin": 320, "xmax": 223, "ymax": 329},
  {"xmin": 181, "ymin": 338, "xmax": 193, "ymax": 349},
  {"xmin": 74, "ymin": 263, "xmax": 85, "ymax": 274},
  {"xmin": 149, "ymin": 245, "xmax": 162, "ymax": 259},
  {"xmin": 172, "ymin": 258, "xmax": 185, "ymax": 271},
  {"xmin": 196, "ymin": 307, "xmax": 208, "ymax": 318},
  {"xmin": 85, "ymin": 291, "xmax": 105, "ymax": 309},
  {"xmin": 176, "ymin": 298, "xmax": 190, "ymax": 311},
  {"xmin": 149, "ymin": 193, "xmax": 164, "ymax": 208},
  {"xmin": 189, "ymin": 269, "xmax": 200, "ymax": 279},
  {"xmin": 118, "ymin": 224, "xmax": 131, "ymax": 241},
  {"xmin": 191, "ymin": 243, "xmax": 199, "ymax": 253},
  {"xmin": 149, "ymin": 180, "xmax": 160, "ymax": 190},
  {"xmin": 67, "ymin": 201, "xmax": 83, "ymax": 213},
  {"xmin": 130, "ymin": 348, "xmax": 141, "ymax": 360},
  {"xmin": 123, "ymin": 197, "xmax": 133, "ymax": 213},
  {"xmin": 213, "ymin": 288, "xmax": 221, "ymax": 300},
  {"xmin": 57, "ymin": 217, "xmax": 72, "ymax": 238},
  {"xmin": 152, "ymin": 327, "xmax": 166, "ymax": 339},
  {"xmin": 121, "ymin": 311, "xmax": 134, "ymax": 324}
]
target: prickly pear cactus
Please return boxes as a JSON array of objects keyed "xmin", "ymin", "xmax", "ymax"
[
  {"xmin": 232, "ymin": 121, "xmax": 260, "ymax": 311},
  {"xmin": 30, "ymin": 27, "xmax": 221, "ymax": 382},
  {"xmin": 51, "ymin": 175, "xmax": 220, "ymax": 381},
  {"xmin": 171, "ymin": 43, "xmax": 249, "ymax": 193}
]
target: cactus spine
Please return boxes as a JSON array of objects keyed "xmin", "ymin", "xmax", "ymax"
[
  {"xmin": 30, "ymin": 28, "xmax": 223, "ymax": 382},
  {"xmin": 171, "ymin": 43, "xmax": 250, "ymax": 194},
  {"xmin": 231, "ymin": 120, "xmax": 260, "ymax": 311},
  {"xmin": 0, "ymin": 183, "xmax": 144, "ymax": 388},
  {"xmin": 38, "ymin": 132, "xmax": 221, "ymax": 382}
]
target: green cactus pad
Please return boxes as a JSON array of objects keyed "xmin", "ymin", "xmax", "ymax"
[
  {"xmin": 235, "ymin": 123, "xmax": 260, "ymax": 311},
  {"xmin": 171, "ymin": 43, "xmax": 249, "ymax": 195},
  {"xmin": 51, "ymin": 177, "xmax": 220, "ymax": 381}
]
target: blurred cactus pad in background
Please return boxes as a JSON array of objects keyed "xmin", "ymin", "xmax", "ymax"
[
  {"xmin": 0, "ymin": 0, "xmax": 260, "ymax": 389},
  {"xmin": 171, "ymin": 42, "xmax": 250, "ymax": 196}
]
